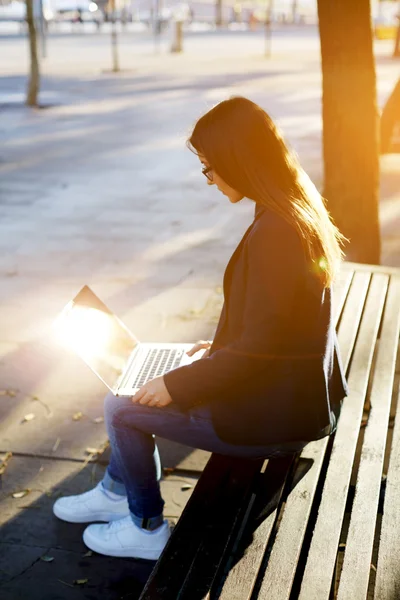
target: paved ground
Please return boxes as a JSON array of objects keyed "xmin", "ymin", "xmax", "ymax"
[{"xmin": 0, "ymin": 25, "xmax": 400, "ymax": 599}]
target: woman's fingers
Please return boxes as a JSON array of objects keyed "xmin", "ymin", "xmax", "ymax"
[
  {"xmin": 186, "ymin": 340, "xmax": 212, "ymax": 357},
  {"xmin": 132, "ymin": 387, "xmax": 146, "ymax": 403},
  {"xmin": 139, "ymin": 392, "xmax": 152, "ymax": 405},
  {"xmin": 147, "ymin": 395, "xmax": 160, "ymax": 407}
]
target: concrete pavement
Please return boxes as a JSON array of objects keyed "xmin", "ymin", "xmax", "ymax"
[{"xmin": 0, "ymin": 26, "xmax": 400, "ymax": 599}]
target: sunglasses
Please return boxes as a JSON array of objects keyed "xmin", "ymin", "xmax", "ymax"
[{"xmin": 202, "ymin": 165, "xmax": 213, "ymax": 181}]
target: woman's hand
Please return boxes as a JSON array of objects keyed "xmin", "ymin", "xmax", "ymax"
[
  {"xmin": 187, "ymin": 339, "xmax": 213, "ymax": 360},
  {"xmin": 131, "ymin": 376, "xmax": 173, "ymax": 408}
]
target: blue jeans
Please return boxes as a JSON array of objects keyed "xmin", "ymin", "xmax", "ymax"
[{"xmin": 102, "ymin": 392, "xmax": 308, "ymax": 530}]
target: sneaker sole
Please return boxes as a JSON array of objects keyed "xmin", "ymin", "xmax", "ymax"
[
  {"xmin": 82, "ymin": 528, "xmax": 167, "ymax": 560},
  {"xmin": 53, "ymin": 505, "xmax": 130, "ymax": 524}
]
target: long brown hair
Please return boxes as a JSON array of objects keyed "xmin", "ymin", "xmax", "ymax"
[{"xmin": 187, "ymin": 96, "xmax": 345, "ymax": 287}]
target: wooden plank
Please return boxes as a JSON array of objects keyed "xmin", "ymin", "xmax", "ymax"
[
  {"xmin": 297, "ymin": 274, "xmax": 389, "ymax": 600},
  {"xmin": 217, "ymin": 270, "xmax": 370, "ymax": 600},
  {"xmin": 177, "ymin": 458, "xmax": 264, "ymax": 599},
  {"xmin": 139, "ymin": 454, "xmax": 262, "ymax": 600},
  {"xmin": 335, "ymin": 271, "xmax": 372, "ymax": 369},
  {"xmin": 256, "ymin": 440, "xmax": 328, "ymax": 600},
  {"xmin": 333, "ymin": 265, "xmax": 354, "ymax": 321},
  {"xmin": 217, "ymin": 457, "xmax": 295, "ymax": 600},
  {"xmin": 345, "ymin": 261, "xmax": 400, "ymax": 277},
  {"xmin": 254, "ymin": 271, "xmax": 374, "ymax": 599},
  {"xmin": 373, "ymin": 276, "xmax": 400, "ymax": 600},
  {"xmin": 337, "ymin": 274, "xmax": 397, "ymax": 600}
]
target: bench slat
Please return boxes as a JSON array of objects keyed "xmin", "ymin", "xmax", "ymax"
[
  {"xmin": 337, "ymin": 275, "xmax": 398, "ymax": 600},
  {"xmin": 374, "ymin": 396, "xmax": 400, "ymax": 600},
  {"xmin": 175, "ymin": 459, "xmax": 264, "ymax": 598},
  {"xmin": 256, "ymin": 440, "xmax": 328, "ymax": 600},
  {"xmin": 372, "ymin": 276, "xmax": 400, "ymax": 600},
  {"xmin": 139, "ymin": 454, "xmax": 262, "ymax": 599},
  {"xmin": 217, "ymin": 457, "xmax": 295, "ymax": 600},
  {"xmin": 253, "ymin": 270, "xmax": 371, "ymax": 599},
  {"xmin": 333, "ymin": 265, "xmax": 354, "ymax": 320},
  {"xmin": 335, "ymin": 271, "xmax": 372, "ymax": 369},
  {"xmin": 297, "ymin": 273, "xmax": 389, "ymax": 600},
  {"xmin": 215, "ymin": 267, "xmax": 364, "ymax": 599}
]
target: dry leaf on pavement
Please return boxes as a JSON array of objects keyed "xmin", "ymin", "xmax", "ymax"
[
  {"xmin": 41, "ymin": 555, "xmax": 54, "ymax": 562},
  {"xmin": 73, "ymin": 412, "xmax": 83, "ymax": 421},
  {"xmin": 52, "ymin": 438, "xmax": 61, "ymax": 452},
  {"xmin": 0, "ymin": 389, "xmax": 17, "ymax": 397},
  {"xmin": 12, "ymin": 489, "xmax": 31, "ymax": 499},
  {"xmin": 22, "ymin": 413, "xmax": 35, "ymax": 423},
  {"xmin": 0, "ymin": 451, "xmax": 12, "ymax": 475}
]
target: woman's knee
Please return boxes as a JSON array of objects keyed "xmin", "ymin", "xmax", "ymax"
[{"xmin": 104, "ymin": 392, "xmax": 132, "ymax": 426}]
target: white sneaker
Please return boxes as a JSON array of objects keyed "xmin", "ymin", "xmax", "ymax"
[
  {"xmin": 53, "ymin": 482, "xmax": 130, "ymax": 523},
  {"xmin": 83, "ymin": 515, "xmax": 170, "ymax": 559}
]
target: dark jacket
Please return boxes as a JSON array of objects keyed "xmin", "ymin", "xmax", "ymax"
[{"xmin": 164, "ymin": 203, "xmax": 348, "ymax": 446}]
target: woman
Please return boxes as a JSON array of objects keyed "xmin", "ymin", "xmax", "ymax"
[{"xmin": 53, "ymin": 97, "xmax": 348, "ymax": 559}]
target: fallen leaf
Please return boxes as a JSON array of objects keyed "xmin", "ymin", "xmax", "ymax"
[
  {"xmin": 22, "ymin": 413, "xmax": 35, "ymax": 422},
  {"xmin": 41, "ymin": 555, "xmax": 54, "ymax": 562},
  {"xmin": 83, "ymin": 550, "xmax": 93, "ymax": 558},
  {"xmin": 0, "ymin": 389, "xmax": 17, "ymax": 397},
  {"xmin": 181, "ymin": 484, "xmax": 193, "ymax": 491},
  {"xmin": 86, "ymin": 447, "xmax": 99, "ymax": 455},
  {"xmin": 74, "ymin": 579, "xmax": 89, "ymax": 585},
  {"xmin": 73, "ymin": 412, "xmax": 83, "ymax": 421},
  {"xmin": 52, "ymin": 438, "xmax": 61, "ymax": 452},
  {"xmin": 371, "ymin": 563, "xmax": 377, "ymax": 572},
  {"xmin": 93, "ymin": 416, "xmax": 104, "ymax": 424},
  {"xmin": 12, "ymin": 489, "xmax": 31, "ymax": 499},
  {"xmin": 0, "ymin": 451, "xmax": 12, "ymax": 475},
  {"xmin": 32, "ymin": 395, "xmax": 40, "ymax": 401}
]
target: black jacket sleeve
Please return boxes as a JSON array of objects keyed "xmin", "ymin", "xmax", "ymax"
[{"xmin": 163, "ymin": 216, "xmax": 306, "ymax": 410}]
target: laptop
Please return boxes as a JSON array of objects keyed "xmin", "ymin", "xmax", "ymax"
[{"xmin": 55, "ymin": 285, "xmax": 198, "ymax": 397}]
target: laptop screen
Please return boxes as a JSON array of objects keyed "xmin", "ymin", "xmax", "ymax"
[{"xmin": 55, "ymin": 285, "xmax": 139, "ymax": 392}]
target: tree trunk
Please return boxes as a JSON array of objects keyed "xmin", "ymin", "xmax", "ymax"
[
  {"xmin": 216, "ymin": 0, "xmax": 222, "ymax": 27},
  {"xmin": 393, "ymin": 19, "xmax": 400, "ymax": 57},
  {"xmin": 317, "ymin": 0, "xmax": 380, "ymax": 264},
  {"xmin": 110, "ymin": 0, "xmax": 119, "ymax": 72},
  {"xmin": 381, "ymin": 78, "xmax": 400, "ymax": 153},
  {"xmin": 26, "ymin": 0, "xmax": 40, "ymax": 107},
  {"xmin": 291, "ymin": 0, "xmax": 298, "ymax": 23}
]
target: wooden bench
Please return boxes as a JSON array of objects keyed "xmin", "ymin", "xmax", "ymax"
[{"xmin": 139, "ymin": 262, "xmax": 400, "ymax": 600}]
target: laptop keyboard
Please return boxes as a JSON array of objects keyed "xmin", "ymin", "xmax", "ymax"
[{"xmin": 128, "ymin": 348, "xmax": 185, "ymax": 389}]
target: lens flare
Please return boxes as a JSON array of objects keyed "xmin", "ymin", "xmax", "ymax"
[{"xmin": 54, "ymin": 303, "xmax": 112, "ymax": 361}]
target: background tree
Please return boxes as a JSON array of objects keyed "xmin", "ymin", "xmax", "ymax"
[
  {"xmin": 317, "ymin": 0, "xmax": 380, "ymax": 264},
  {"xmin": 26, "ymin": 0, "xmax": 40, "ymax": 106},
  {"xmin": 393, "ymin": 12, "xmax": 400, "ymax": 57},
  {"xmin": 216, "ymin": 0, "xmax": 223, "ymax": 26},
  {"xmin": 380, "ymin": 77, "xmax": 400, "ymax": 152},
  {"xmin": 109, "ymin": 0, "xmax": 120, "ymax": 72}
]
